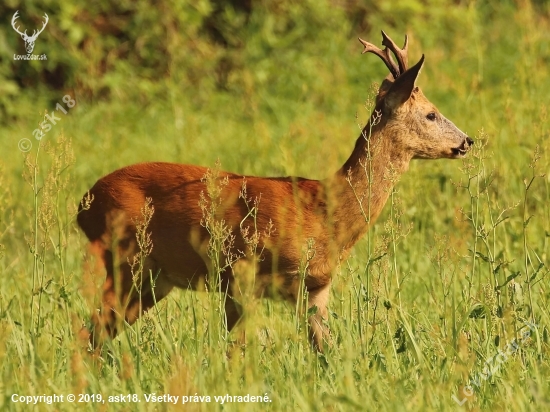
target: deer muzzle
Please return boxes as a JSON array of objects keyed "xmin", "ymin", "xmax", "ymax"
[{"xmin": 452, "ymin": 137, "xmax": 474, "ymax": 157}]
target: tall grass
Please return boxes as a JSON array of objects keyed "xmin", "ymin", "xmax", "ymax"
[{"xmin": 1, "ymin": 1, "xmax": 549, "ymax": 411}]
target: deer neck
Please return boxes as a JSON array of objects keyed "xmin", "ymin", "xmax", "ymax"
[{"xmin": 327, "ymin": 121, "xmax": 412, "ymax": 253}]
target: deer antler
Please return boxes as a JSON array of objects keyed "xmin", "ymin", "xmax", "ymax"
[
  {"xmin": 30, "ymin": 13, "xmax": 49, "ymax": 40},
  {"xmin": 11, "ymin": 11, "xmax": 27, "ymax": 37},
  {"xmin": 358, "ymin": 31, "xmax": 409, "ymax": 79},
  {"xmin": 381, "ymin": 31, "xmax": 408, "ymax": 75},
  {"xmin": 11, "ymin": 11, "xmax": 48, "ymax": 40}
]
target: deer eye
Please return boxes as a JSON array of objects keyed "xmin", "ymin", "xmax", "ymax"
[{"xmin": 426, "ymin": 112, "xmax": 437, "ymax": 121}]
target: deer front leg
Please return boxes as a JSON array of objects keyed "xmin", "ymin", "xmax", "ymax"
[
  {"xmin": 307, "ymin": 282, "xmax": 331, "ymax": 352},
  {"xmin": 223, "ymin": 295, "xmax": 246, "ymax": 351},
  {"xmin": 224, "ymin": 295, "xmax": 243, "ymax": 332}
]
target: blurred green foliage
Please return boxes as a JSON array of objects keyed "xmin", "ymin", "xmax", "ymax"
[{"xmin": 2, "ymin": 0, "xmax": 547, "ymax": 121}]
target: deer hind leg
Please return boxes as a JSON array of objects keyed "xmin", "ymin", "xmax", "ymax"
[
  {"xmin": 120, "ymin": 262, "xmax": 174, "ymax": 330},
  {"xmin": 306, "ymin": 282, "xmax": 331, "ymax": 352},
  {"xmin": 84, "ymin": 237, "xmax": 173, "ymax": 349}
]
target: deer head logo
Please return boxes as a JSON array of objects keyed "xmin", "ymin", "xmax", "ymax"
[{"xmin": 11, "ymin": 11, "xmax": 49, "ymax": 54}]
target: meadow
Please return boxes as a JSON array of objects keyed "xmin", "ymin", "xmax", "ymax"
[{"xmin": 0, "ymin": 0, "xmax": 549, "ymax": 410}]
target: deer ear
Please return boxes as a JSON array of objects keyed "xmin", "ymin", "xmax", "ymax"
[{"xmin": 384, "ymin": 55, "xmax": 425, "ymax": 112}]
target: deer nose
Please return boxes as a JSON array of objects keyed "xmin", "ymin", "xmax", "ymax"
[{"xmin": 466, "ymin": 137, "xmax": 474, "ymax": 146}]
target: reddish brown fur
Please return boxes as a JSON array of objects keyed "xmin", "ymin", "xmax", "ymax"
[{"xmin": 77, "ymin": 33, "xmax": 472, "ymax": 351}]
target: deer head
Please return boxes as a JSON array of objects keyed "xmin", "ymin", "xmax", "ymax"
[
  {"xmin": 359, "ymin": 31, "xmax": 473, "ymax": 159},
  {"xmin": 11, "ymin": 11, "xmax": 49, "ymax": 54}
]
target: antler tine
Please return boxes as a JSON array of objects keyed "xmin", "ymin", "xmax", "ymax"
[
  {"xmin": 358, "ymin": 37, "xmax": 400, "ymax": 80},
  {"xmin": 41, "ymin": 14, "xmax": 49, "ymax": 29},
  {"xmin": 34, "ymin": 13, "xmax": 49, "ymax": 37},
  {"xmin": 11, "ymin": 10, "xmax": 20, "ymax": 26},
  {"xmin": 11, "ymin": 11, "xmax": 27, "ymax": 37},
  {"xmin": 381, "ymin": 30, "xmax": 409, "ymax": 75}
]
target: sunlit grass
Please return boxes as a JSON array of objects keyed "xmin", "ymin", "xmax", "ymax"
[{"xmin": 1, "ymin": 1, "xmax": 549, "ymax": 411}]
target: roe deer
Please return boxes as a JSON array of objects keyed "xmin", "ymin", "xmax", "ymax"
[{"xmin": 77, "ymin": 31, "xmax": 473, "ymax": 352}]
